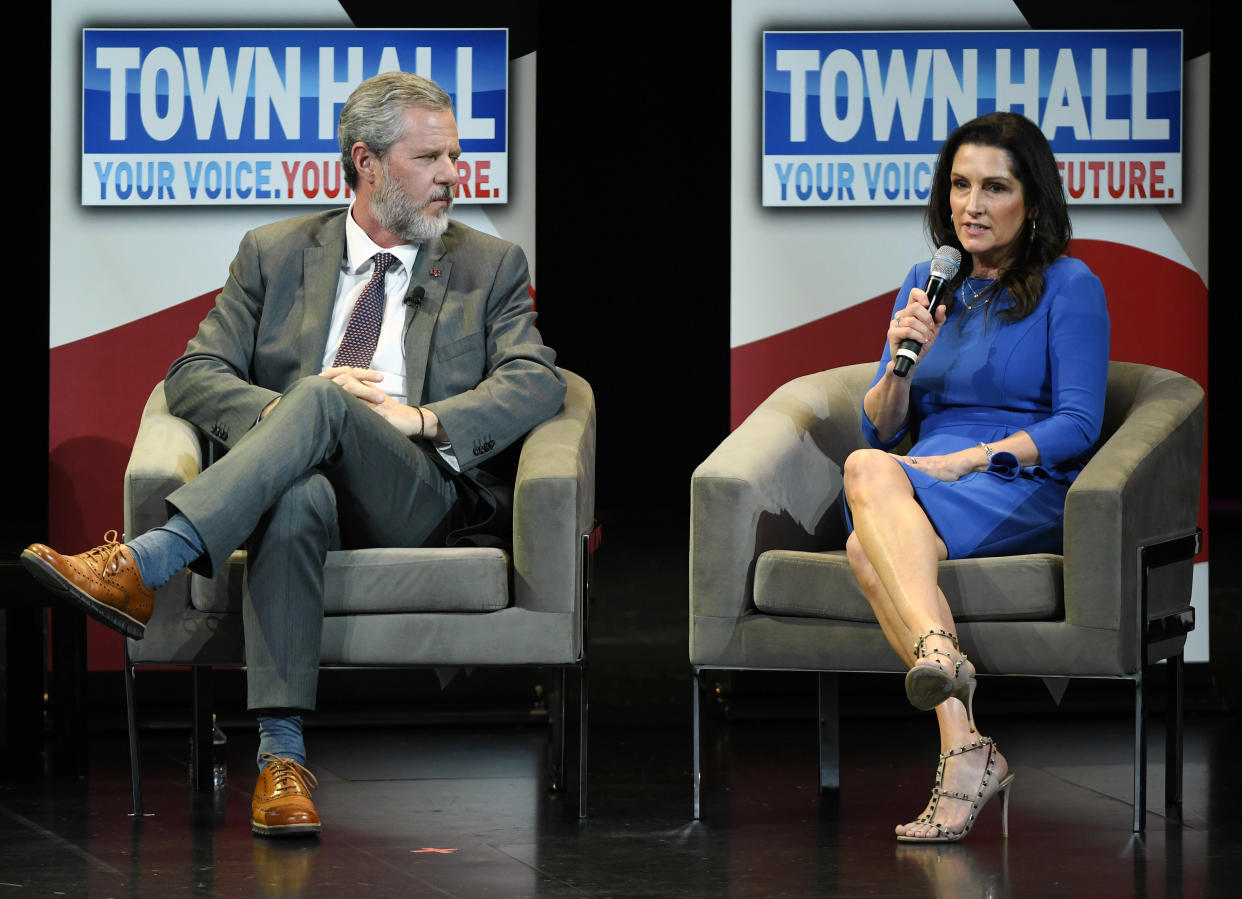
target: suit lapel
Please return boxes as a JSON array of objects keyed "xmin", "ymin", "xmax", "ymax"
[
  {"xmin": 299, "ymin": 214, "xmax": 347, "ymax": 376},
  {"xmin": 404, "ymin": 234, "xmax": 451, "ymax": 404}
]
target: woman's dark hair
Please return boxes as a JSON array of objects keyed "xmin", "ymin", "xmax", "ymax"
[{"xmin": 925, "ymin": 111, "xmax": 1071, "ymax": 321}]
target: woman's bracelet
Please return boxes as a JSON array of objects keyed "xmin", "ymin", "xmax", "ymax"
[{"xmin": 977, "ymin": 441, "xmax": 994, "ymax": 464}]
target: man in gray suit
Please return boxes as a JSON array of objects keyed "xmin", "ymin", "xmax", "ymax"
[{"xmin": 22, "ymin": 72, "xmax": 565, "ymax": 837}]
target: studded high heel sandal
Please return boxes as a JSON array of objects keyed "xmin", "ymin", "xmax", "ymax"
[
  {"xmin": 905, "ymin": 628, "xmax": 978, "ymax": 731},
  {"xmin": 896, "ymin": 736, "xmax": 1014, "ymax": 843}
]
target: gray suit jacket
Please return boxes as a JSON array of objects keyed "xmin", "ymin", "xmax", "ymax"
[{"xmin": 164, "ymin": 208, "xmax": 566, "ymax": 500}]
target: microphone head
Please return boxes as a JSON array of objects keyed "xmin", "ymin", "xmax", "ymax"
[
  {"xmin": 406, "ymin": 285, "xmax": 426, "ymax": 305},
  {"xmin": 930, "ymin": 245, "xmax": 962, "ymax": 281}
]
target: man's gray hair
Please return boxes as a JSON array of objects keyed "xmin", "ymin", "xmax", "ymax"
[{"xmin": 338, "ymin": 72, "xmax": 453, "ymax": 188}]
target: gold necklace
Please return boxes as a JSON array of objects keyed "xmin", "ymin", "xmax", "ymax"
[{"xmin": 962, "ymin": 277, "xmax": 995, "ymax": 311}]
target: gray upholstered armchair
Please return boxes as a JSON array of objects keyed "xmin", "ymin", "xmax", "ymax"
[
  {"xmin": 690, "ymin": 361, "xmax": 1203, "ymax": 832},
  {"xmin": 123, "ymin": 369, "xmax": 597, "ymax": 817}
]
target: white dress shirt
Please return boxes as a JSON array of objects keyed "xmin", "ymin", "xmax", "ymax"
[
  {"xmin": 321, "ymin": 206, "xmax": 421, "ymax": 403},
  {"xmin": 319, "ymin": 205, "xmax": 460, "ymax": 471}
]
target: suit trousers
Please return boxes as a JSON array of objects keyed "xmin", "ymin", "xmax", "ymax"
[{"xmin": 165, "ymin": 376, "xmax": 459, "ymax": 710}]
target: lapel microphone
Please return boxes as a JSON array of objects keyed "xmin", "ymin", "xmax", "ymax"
[{"xmin": 405, "ymin": 286, "xmax": 426, "ymax": 308}]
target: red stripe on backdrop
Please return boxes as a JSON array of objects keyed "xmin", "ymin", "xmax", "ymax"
[
  {"xmin": 49, "ymin": 291, "xmax": 220, "ymax": 669},
  {"xmin": 729, "ymin": 238, "xmax": 1209, "ymax": 557},
  {"xmin": 730, "ymin": 292, "xmax": 896, "ymax": 428}
]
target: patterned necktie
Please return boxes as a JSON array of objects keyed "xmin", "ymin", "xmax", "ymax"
[{"xmin": 333, "ymin": 252, "xmax": 397, "ymax": 368}]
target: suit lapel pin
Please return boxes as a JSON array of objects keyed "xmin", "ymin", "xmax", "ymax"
[{"xmin": 430, "ymin": 268, "xmax": 442, "ymax": 277}]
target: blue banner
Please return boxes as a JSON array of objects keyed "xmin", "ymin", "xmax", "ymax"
[
  {"xmin": 82, "ymin": 28, "xmax": 508, "ymax": 205},
  {"xmin": 762, "ymin": 30, "xmax": 1182, "ymax": 206}
]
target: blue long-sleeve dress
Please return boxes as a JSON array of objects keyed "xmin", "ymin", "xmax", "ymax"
[{"xmin": 855, "ymin": 255, "xmax": 1110, "ymax": 559}]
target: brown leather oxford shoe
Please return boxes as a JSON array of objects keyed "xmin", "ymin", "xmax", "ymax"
[
  {"xmin": 252, "ymin": 754, "xmax": 321, "ymax": 837},
  {"xmin": 20, "ymin": 530, "xmax": 154, "ymax": 639}
]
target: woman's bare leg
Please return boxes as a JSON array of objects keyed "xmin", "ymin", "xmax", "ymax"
[
  {"xmin": 843, "ymin": 449, "xmax": 951, "ymax": 639},
  {"xmin": 845, "ymin": 532, "xmax": 916, "ymax": 666},
  {"xmin": 843, "ymin": 449, "xmax": 1008, "ymax": 838}
]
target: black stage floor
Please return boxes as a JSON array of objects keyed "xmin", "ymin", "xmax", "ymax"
[
  {"xmin": 2, "ymin": 507, "xmax": 1239, "ymax": 897},
  {"xmin": 0, "ymin": 706, "xmax": 1237, "ymax": 897}
]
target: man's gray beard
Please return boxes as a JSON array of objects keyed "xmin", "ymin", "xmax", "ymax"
[{"xmin": 371, "ymin": 169, "xmax": 451, "ymax": 244}]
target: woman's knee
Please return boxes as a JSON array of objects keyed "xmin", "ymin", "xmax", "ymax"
[{"xmin": 843, "ymin": 448, "xmax": 898, "ymax": 503}]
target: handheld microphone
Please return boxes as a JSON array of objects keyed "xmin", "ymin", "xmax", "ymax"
[
  {"xmin": 404, "ymin": 286, "xmax": 426, "ymax": 308},
  {"xmin": 893, "ymin": 246, "xmax": 962, "ymax": 378}
]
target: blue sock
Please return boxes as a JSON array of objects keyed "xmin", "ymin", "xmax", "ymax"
[
  {"xmin": 257, "ymin": 712, "xmax": 307, "ymax": 769},
  {"xmin": 126, "ymin": 513, "xmax": 206, "ymax": 590}
]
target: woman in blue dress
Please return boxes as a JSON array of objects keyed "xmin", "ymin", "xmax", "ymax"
[{"xmin": 843, "ymin": 112, "xmax": 1110, "ymax": 843}]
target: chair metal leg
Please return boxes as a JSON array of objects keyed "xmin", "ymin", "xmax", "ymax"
[
  {"xmin": 578, "ymin": 663, "xmax": 589, "ymax": 819},
  {"xmin": 1134, "ymin": 529, "xmax": 1198, "ymax": 833},
  {"xmin": 1133, "ymin": 669, "xmax": 1147, "ymax": 833},
  {"xmin": 818, "ymin": 673, "xmax": 840, "ymax": 791},
  {"xmin": 123, "ymin": 643, "xmax": 143, "ymax": 817},
  {"xmin": 576, "ymin": 526, "xmax": 595, "ymax": 820},
  {"xmin": 1165, "ymin": 653, "xmax": 1185, "ymax": 821},
  {"xmin": 546, "ymin": 668, "xmax": 566, "ymax": 792},
  {"xmin": 692, "ymin": 669, "xmax": 702, "ymax": 819}
]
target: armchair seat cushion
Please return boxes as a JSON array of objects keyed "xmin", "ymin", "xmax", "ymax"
[
  {"xmin": 190, "ymin": 547, "xmax": 512, "ymax": 615},
  {"xmin": 752, "ymin": 550, "xmax": 1064, "ymax": 623}
]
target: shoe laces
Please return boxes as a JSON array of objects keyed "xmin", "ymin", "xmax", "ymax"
[
  {"xmin": 259, "ymin": 753, "xmax": 318, "ymax": 795},
  {"xmin": 81, "ymin": 530, "xmax": 129, "ymax": 576}
]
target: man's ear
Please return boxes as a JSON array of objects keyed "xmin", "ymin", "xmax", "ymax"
[{"xmin": 352, "ymin": 142, "xmax": 378, "ymax": 184}]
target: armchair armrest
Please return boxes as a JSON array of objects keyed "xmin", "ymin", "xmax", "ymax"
[
  {"xmin": 690, "ymin": 364, "xmax": 874, "ymax": 627},
  {"xmin": 511, "ymin": 369, "xmax": 597, "ymax": 616},
  {"xmin": 123, "ymin": 382, "xmax": 204, "ymax": 540},
  {"xmin": 1062, "ymin": 363, "xmax": 1205, "ymax": 640}
]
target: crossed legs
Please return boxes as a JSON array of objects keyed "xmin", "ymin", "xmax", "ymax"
[
  {"xmin": 168, "ymin": 375, "xmax": 459, "ymax": 711},
  {"xmin": 21, "ymin": 375, "xmax": 462, "ymax": 835},
  {"xmin": 843, "ymin": 449, "xmax": 1008, "ymax": 839}
]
